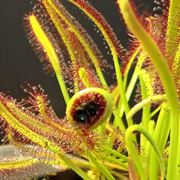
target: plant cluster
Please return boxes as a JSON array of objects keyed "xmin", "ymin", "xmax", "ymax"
[{"xmin": 0, "ymin": 0, "xmax": 179, "ymax": 179}]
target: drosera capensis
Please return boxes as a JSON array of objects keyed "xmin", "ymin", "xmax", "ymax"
[{"xmin": 0, "ymin": 0, "xmax": 179, "ymax": 179}]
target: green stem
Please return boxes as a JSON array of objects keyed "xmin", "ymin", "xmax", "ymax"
[
  {"xmin": 98, "ymin": 154, "xmax": 128, "ymax": 170},
  {"xmin": 139, "ymin": 74, "xmax": 150, "ymax": 149},
  {"xmin": 150, "ymin": 105, "xmax": 161, "ymax": 118},
  {"xmin": 127, "ymin": 94, "xmax": 166, "ymax": 120},
  {"xmin": 113, "ymin": 110, "xmax": 126, "ymax": 132},
  {"xmin": 103, "ymin": 147, "xmax": 128, "ymax": 162},
  {"xmin": 88, "ymin": 152, "xmax": 115, "ymax": 180},
  {"xmin": 125, "ymin": 125, "xmax": 165, "ymax": 180},
  {"xmin": 55, "ymin": 152, "xmax": 91, "ymax": 180},
  {"xmin": 123, "ymin": 46, "xmax": 141, "ymax": 88},
  {"xmin": 118, "ymin": 2, "xmax": 179, "ymax": 179},
  {"xmin": 118, "ymin": 51, "xmax": 145, "ymax": 118},
  {"xmin": 125, "ymin": 128, "xmax": 146, "ymax": 180},
  {"xmin": 149, "ymin": 104, "xmax": 170, "ymax": 180},
  {"xmin": 145, "ymin": 120, "xmax": 155, "ymax": 155},
  {"xmin": 113, "ymin": 57, "xmax": 132, "ymax": 127},
  {"xmin": 111, "ymin": 170, "xmax": 129, "ymax": 179}
]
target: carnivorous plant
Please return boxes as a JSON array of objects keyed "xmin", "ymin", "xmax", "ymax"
[{"xmin": 0, "ymin": 0, "xmax": 179, "ymax": 179}]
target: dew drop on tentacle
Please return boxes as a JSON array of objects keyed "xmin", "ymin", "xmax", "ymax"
[{"xmin": 66, "ymin": 88, "xmax": 113, "ymax": 130}]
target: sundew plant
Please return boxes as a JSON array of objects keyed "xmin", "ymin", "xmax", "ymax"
[{"xmin": 0, "ymin": 0, "xmax": 179, "ymax": 179}]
